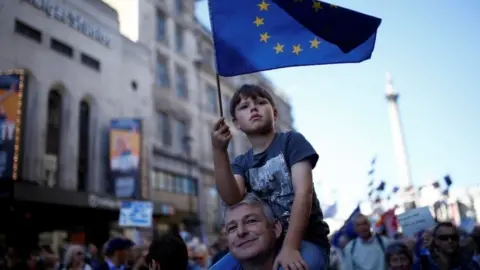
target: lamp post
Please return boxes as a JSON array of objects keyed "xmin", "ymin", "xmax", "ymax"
[{"xmin": 182, "ymin": 135, "xmax": 194, "ymax": 217}]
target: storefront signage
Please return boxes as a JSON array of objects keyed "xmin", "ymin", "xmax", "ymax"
[
  {"xmin": 88, "ymin": 194, "xmax": 120, "ymax": 209},
  {"xmin": 24, "ymin": 0, "xmax": 111, "ymax": 47}
]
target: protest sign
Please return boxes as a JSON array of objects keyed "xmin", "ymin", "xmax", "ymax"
[{"xmin": 397, "ymin": 206, "xmax": 436, "ymax": 236}]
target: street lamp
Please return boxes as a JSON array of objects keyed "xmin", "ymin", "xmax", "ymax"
[
  {"xmin": 182, "ymin": 135, "xmax": 202, "ymax": 238},
  {"xmin": 182, "ymin": 135, "xmax": 194, "ymax": 215}
]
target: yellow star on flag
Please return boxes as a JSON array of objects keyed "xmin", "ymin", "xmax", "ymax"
[
  {"xmin": 309, "ymin": 37, "xmax": 321, "ymax": 48},
  {"xmin": 260, "ymin": 32, "xmax": 270, "ymax": 43},
  {"xmin": 258, "ymin": 0, "xmax": 270, "ymax": 11},
  {"xmin": 292, "ymin": 44, "xmax": 302, "ymax": 55},
  {"xmin": 312, "ymin": 2, "xmax": 322, "ymax": 12},
  {"xmin": 273, "ymin": 43, "xmax": 284, "ymax": 54},
  {"xmin": 253, "ymin": 17, "xmax": 264, "ymax": 27}
]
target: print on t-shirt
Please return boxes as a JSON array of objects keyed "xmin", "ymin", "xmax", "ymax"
[{"xmin": 248, "ymin": 153, "xmax": 293, "ymax": 222}]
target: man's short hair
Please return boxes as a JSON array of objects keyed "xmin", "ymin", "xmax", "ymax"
[
  {"xmin": 146, "ymin": 233, "xmax": 189, "ymax": 270},
  {"xmin": 230, "ymin": 84, "xmax": 276, "ymax": 119},
  {"xmin": 222, "ymin": 193, "xmax": 276, "ymax": 225}
]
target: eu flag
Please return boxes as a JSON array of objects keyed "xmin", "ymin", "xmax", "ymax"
[{"xmin": 209, "ymin": 0, "xmax": 381, "ymax": 77}]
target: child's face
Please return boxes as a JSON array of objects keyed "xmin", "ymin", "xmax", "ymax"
[{"xmin": 233, "ymin": 96, "xmax": 276, "ymax": 134}]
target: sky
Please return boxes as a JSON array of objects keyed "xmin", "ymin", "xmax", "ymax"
[{"xmin": 195, "ymin": 0, "xmax": 480, "ymax": 219}]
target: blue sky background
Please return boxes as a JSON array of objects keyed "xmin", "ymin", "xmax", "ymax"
[{"xmin": 195, "ymin": 0, "xmax": 480, "ymax": 219}]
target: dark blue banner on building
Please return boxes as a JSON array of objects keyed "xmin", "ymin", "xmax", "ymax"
[
  {"xmin": 109, "ymin": 118, "xmax": 142, "ymax": 199},
  {"xmin": 0, "ymin": 70, "xmax": 27, "ymax": 180}
]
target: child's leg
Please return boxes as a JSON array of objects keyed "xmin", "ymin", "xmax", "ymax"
[
  {"xmin": 209, "ymin": 252, "xmax": 241, "ymax": 270},
  {"xmin": 278, "ymin": 241, "xmax": 329, "ymax": 270}
]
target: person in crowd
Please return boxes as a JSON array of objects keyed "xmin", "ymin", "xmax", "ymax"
[
  {"xmin": 97, "ymin": 238, "xmax": 134, "ymax": 270},
  {"xmin": 329, "ymin": 234, "xmax": 350, "ymax": 270},
  {"xmin": 192, "ymin": 244, "xmax": 208, "ymax": 268},
  {"xmin": 186, "ymin": 240, "xmax": 202, "ymax": 270},
  {"xmin": 384, "ymin": 242, "xmax": 413, "ymax": 270},
  {"xmin": 342, "ymin": 214, "xmax": 390, "ymax": 270},
  {"xmin": 86, "ymin": 244, "xmax": 100, "ymax": 269},
  {"xmin": 210, "ymin": 228, "xmax": 228, "ymax": 267},
  {"xmin": 211, "ymin": 84, "xmax": 329, "ymax": 269},
  {"xmin": 460, "ymin": 236, "xmax": 477, "ymax": 262},
  {"xmin": 210, "ymin": 193, "xmax": 283, "ymax": 270},
  {"xmin": 59, "ymin": 244, "xmax": 92, "ymax": 270},
  {"xmin": 413, "ymin": 221, "xmax": 480, "ymax": 270},
  {"xmin": 39, "ymin": 245, "xmax": 58, "ymax": 269},
  {"xmin": 145, "ymin": 232, "xmax": 189, "ymax": 270}
]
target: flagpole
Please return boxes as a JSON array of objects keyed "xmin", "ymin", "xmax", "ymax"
[{"xmin": 215, "ymin": 74, "xmax": 224, "ymax": 117}]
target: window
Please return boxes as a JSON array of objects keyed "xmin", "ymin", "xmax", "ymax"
[
  {"xmin": 158, "ymin": 112, "xmax": 172, "ymax": 146},
  {"xmin": 156, "ymin": 54, "xmax": 170, "ymax": 87},
  {"xmin": 175, "ymin": 66, "xmax": 188, "ymax": 99},
  {"xmin": 156, "ymin": 10, "xmax": 167, "ymax": 42},
  {"xmin": 50, "ymin": 38, "xmax": 73, "ymax": 58},
  {"xmin": 206, "ymin": 85, "xmax": 218, "ymax": 114},
  {"xmin": 152, "ymin": 170, "xmax": 196, "ymax": 195},
  {"xmin": 77, "ymin": 100, "xmax": 90, "ymax": 191},
  {"xmin": 175, "ymin": 24, "xmax": 184, "ymax": 53},
  {"xmin": 80, "ymin": 53, "xmax": 101, "ymax": 71},
  {"xmin": 175, "ymin": 119, "xmax": 189, "ymax": 153},
  {"xmin": 174, "ymin": 175, "xmax": 183, "ymax": 193},
  {"xmin": 46, "ymin": 90, "xmax": 62, "ymax": 155},
  {"xmin": 46, "ymin": 90, "xmax": 62, "ymax": 185},
  {"xmin": 14, "ymin": 20, "xmax": 42, "ymax": 43},
  {"xmin": 174, "ymin": 0, "xmax": 183, "ymax": 14}
]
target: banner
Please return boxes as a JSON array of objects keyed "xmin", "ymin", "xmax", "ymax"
[
  {"xmin": 0, "ymin": 70, "xmax": 26, "ymax": 180},
  {"xmin": 109, "ymin": 119, "xmax": 142, "ymax": 198}
]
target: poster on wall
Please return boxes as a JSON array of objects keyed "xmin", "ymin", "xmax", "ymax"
[
  {"xmin": 109, "ymin": 118, "xmax": 142, "ymax": 198},
  {"xmin": 0, "ymin": 70, "xmax": 26, "ymax": 180}
]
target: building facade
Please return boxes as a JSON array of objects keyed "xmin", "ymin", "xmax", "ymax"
[
  {"xmin": 0, "ymin": 0, "xmax": 155, "ymax": 246},
  {"xmin": 103, "ymin": 0, "xmax": 294, "ymax": 240}
]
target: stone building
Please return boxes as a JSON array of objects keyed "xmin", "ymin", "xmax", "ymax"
[{"xmin": 0, "ymin": 0, "xmax": 154, "ymax": 246}]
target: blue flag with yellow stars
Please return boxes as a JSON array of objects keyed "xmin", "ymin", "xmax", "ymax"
[{"xmin": 208, "ymin": 0, "xmax": 382, "ymax": 77}]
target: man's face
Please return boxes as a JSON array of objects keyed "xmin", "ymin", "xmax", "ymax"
[
  {"xmin": 354, "ymin": 215, "xmax": 371, "ymax": 239},
  {"xmin": 434, "ymin": 226, "xmax": 459, "ymax": 254},
  {"xmin": 116, "ymin": 137, "xmax": 128, "ymax": 152},
  {"xmin": 233, "ymin": 96, "xmax": 276, "ymax": 134},
  {"xmin": 388, "ymin": 253, "xmax": 410, "ymax": 270},
  {"xmin": 88, "ymin": 244, "xmax": 97, "ymax": 256},
  {"xmin": 224, "ymin": 204, "xmax": 281, "ymax": 261}
]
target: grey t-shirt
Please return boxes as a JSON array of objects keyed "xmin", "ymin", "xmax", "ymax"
[{"xmin": 231, "ymin": 131, "xmax": 330, "ymax": 248}]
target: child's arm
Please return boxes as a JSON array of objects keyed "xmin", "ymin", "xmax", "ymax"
[
  {"xmin": 284, "ymin": 160, "xmax": 313, "ymax": 249},
  {"xmin": 284, "ymin": 131, "xmax": 319, "ymax": 249},
  {"xmin": 211, "ymin": 118, "xmax": 246, "ymax": 205}
]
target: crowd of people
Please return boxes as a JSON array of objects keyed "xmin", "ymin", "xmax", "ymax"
[
  {"xmin": 329, "ymin": 213, "xmax": 480, "ymax": 270},
  {"xmin": 3, "ymin": 83, "xmax": 479, "ymax": 270},
  {"xmin": 2, "ymin": 224, "xmax": 228, "ymax": 270}
]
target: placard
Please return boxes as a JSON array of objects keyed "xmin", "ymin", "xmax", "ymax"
[
  {"xmin": 397, "ymin": 206, "xmax": 436, "ymax": 236},
  {"xmin": 119, "ymin": 201, "xmax": 153, "ymax": 228}
]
